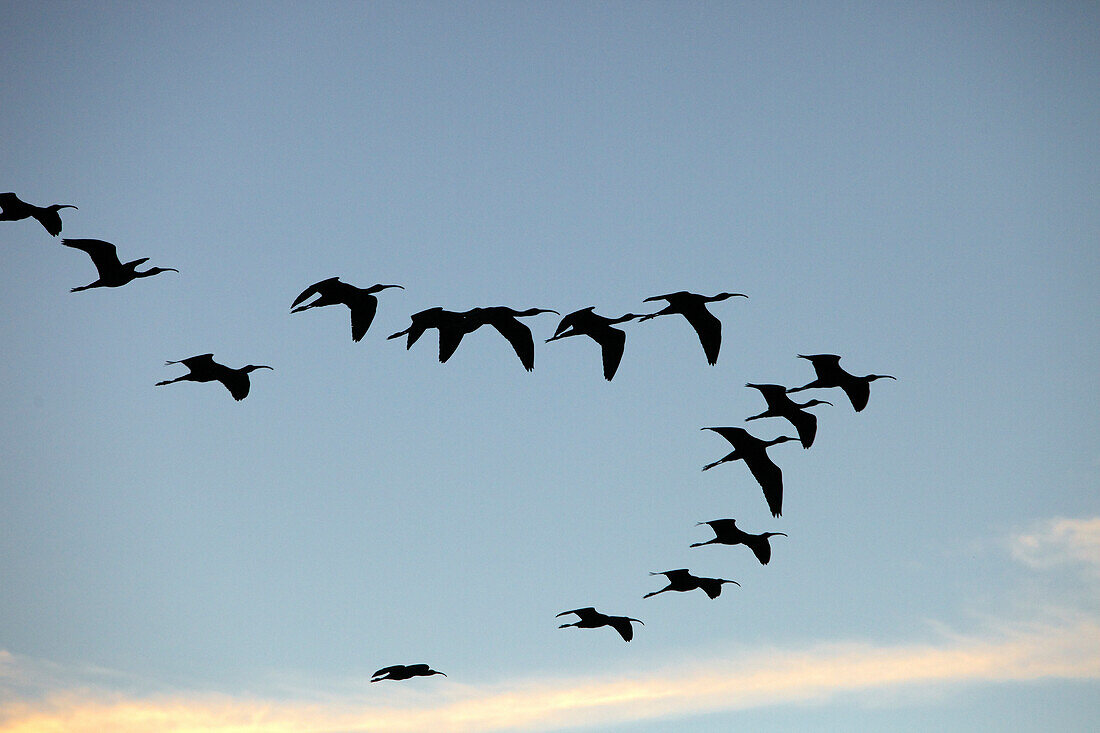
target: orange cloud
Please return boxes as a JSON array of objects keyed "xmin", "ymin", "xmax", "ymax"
[
  {"xmin": 2, "ymin": 617, "xmax": 1098, "ymax": 733},
  {"xmin": 3, "ymin": 518, "xmax": 1099, "ymax": 732}
]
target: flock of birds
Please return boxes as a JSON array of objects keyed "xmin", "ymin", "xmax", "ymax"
[{"xmin": 4, "ymin": 190, "xmax": 895, "ymax": 682}]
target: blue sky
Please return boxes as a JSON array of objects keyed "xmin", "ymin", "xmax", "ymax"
[{"xmin": 2, "ymin": 2, "xmax": 1098, "ymax": 730}]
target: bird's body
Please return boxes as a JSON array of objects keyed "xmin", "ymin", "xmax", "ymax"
[
  {"xmin": 156, "ymin": 354, "xmax": 272, "ymax": 401},
  {"xmin": 0, "ymin": 192, "xmax": 76, "ymax": 236},
  {"xmin": 638, "ymin": 291, "xmax": 747, "ymax": 365},
  {"xmin": 545, "ymin": 307, "xmax": 643, "ymax": 380},
  {"xmin": 644, "ymin": 569, "xmax": 739, "ymax": 599},
  {"xmin": 787, "ymin": 354, "xmax": 896, "ymax": 412},
  {"xmin": 701, "ymin": 426, "xmax": 798, "ymax": 517},
  {"xmin": 745, "ymin": 383, "xmax": 832, "ymax": 448},
  {"xmin": 371, "ymin": 664, "xmax": 446, "ymax": 682},
  {"xmin": 387, "ymin": 307, "xmax": 470, "ymax": 362},
  {"xmin": 556, "ymin": 607, "xmax": 643, "ymax": 642},
  {"xmin": 690, "ymin": 519, "xmax": 787, "ymax": 565},
  {"xmin": 291, "ymin": 277, "xmax": 403, "ymax": 342},
  {"xmin": 448, "ymin": 305, "xmax": 559, "ymax": 371},
  {"xmin": 61, "ymin": 238, "xmax": 177, "ymax": 292}
]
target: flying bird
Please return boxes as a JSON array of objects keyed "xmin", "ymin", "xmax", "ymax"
[
  {"xmin": 370, "ymin": 664, "xmax": 446, "ymax": 682},
  {"xmin": 787, "ymin": 354, "xmax": 896, "ymax": 412},
  {"xmin": 690, "ymin": 519, "xmax": 787, "ymax": 565},
  {"xmin": 701, "ymin": 426, "xmax": 798, "ymax": 517},
  {"xmin": 61, "ymin": 238, "xmax": 177, "ymax": 292},
  {"xmin": 291, "ymin": 277, "xmax": 403, "ymax": 342},
  {"xmin": 644, "ymin": 569, "xmax": 740, "ymax": 599},
  {"xmin": 638, "ymin": 291, "xmax": 747, "ymax": 365},
  {"xmin": 156, "ymin": 354, "xmax": 272, "ymax": 401},
  {"xmin": 0, "ymin": 192, "xmax": 76, "ymax": 236},
  {"xmin": 745, "ymin": 383, "xmax": 832, "ymax": 448},
  {"xmin": 545, "ymin": 307, "xmax": 643, "ymax": 381},
  {"xmin": 450, "ymin": 306, "xmax": 560, "ymax": 371},
  {"xmin": 387, "ymin": 307, "xmax": 470, "ymax": 362},
  {"xmin": 556, "ymin": 607, "xmax": 643, "ymax": 642}
]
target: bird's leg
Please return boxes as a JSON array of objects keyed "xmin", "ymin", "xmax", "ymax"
[
  {"xmin": 689, "ymin": 539, "xmax": 718, "ymax": 548},
  {"xmin": 154, "ymin": 375, "xmax": 189, "ymax": 387},
  {"xmin": 643, "ymin": 588, "xmax": 670, "ymax": 599},
  {"xmin": 702, "ymin": 450, "xmax": 739, "ymax": 471},
  {"xmin": 745, "ymin": 411, "xmax": 767, "ymax": 421}
]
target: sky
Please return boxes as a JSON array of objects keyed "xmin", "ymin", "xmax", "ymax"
[{"xmin": 1, "ymin": 1, "xmax": 1098, "ymax": 731}]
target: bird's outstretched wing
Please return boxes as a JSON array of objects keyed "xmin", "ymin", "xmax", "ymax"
[
  {"xmin": 608, "ymin": 616, "xmax": 640, "ymax": 642},
  {"xmin": 0, "ymin": 192, "xmax": 23, "ymax": 212},
  {"xmin": 743, "ymin": 452, "xmax": 783, "ymax": 517},
  {"xmin": 659, "ymin": 569, "xmax": 692, "ymax": 582},
  {"xmin": 703, "ymin": 426, "xmax": 748, "ymax": 447},
  {"xmin": 588, "ymin": 326, "xmax": 627, "ymax": 381},
  {"xmin": 551, "ymin": 308, "xmax": 589, "ymax": 338},
  {"xmin": 746, "ymin": 383, "xmax": 788, "ymax": 403},
  {"xmin": 291, "ymin": 277, "xmax": 341, "ymax": 308},
  {"xmin": 744, "ymin": 534, "xmax": 774, "ymax": 565},
  {"xmin": 557, "ymin": 607, "xmax": 597, "ymax": 620},
  {"xmin": 373, "ymin": 665, "xmax": 405, "ymax": 677},
  {"xmin": 220, "ymin": 371, "xmax": 251, "ymax": 401},
  {"xmin": 489, "ymin": 317, "xmax": 536, "ymax": 371},
  {"xmin": 61, "ymin": 238, "xmax": 123, "ymax": 276},
  {"xmin": 785, "ymin": 408, "xmax": 818, "ymax": 448},
  {"xmin": 348, "ymin": 291, "xmax": 379, "ymax": 342},
  {"xmin": 167, "ymin": 354, "xmax": 217, "ymax": 370},
  {"xmin": 698, "ymin": 577, "xmax": 737, "ymax": 599},
  {"xmin": 840, "ymin": 380, "xmax": 871, "ymax": 412},
  {"xmin": 681, "ymin": 306, "xmax": 722, "ymax": 365}
]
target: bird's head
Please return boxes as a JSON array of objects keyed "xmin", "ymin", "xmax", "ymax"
[
  {"xmin": 49, "ymin": 204, "xmax": 78, "ymax": 212},
  {"xmin": 802, "ymin": 399, "xmax": 833, "ymax": 408},
  {"xmin": 428, "ymin": 669, "xmax": 447, "ymax": 677},
  {"xmin": 244, "ymin": 365, "xmax": 273, "ymax": 373},
  {"xmin": 713, "ymin": 292, "xmax": 748, "ymax": 301},
  {"xmin": 867, "ymin": 374, "xmax": 897, "ymax": 382},
  {"xmin": 369, "ymin": 283, "xmax": 405, "ymax": 293},
  {"xmin": 720, "ymin": 579, "xmax": 742, "ymax": 586},
  {"xmin": 763, "ymin": 532, "xmax": 788, "ymax": 539},
  {"xmin": 770, "ymin": 436, "xmax": 799, "ymax": 446},
  {"xmin": 518, "ymin": 307, "xmax": 559, "ymax": 317}
]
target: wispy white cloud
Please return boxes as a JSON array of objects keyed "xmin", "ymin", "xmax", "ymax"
[
  {"xmin": 2, "ymin": 518, "xmax": 1099, "ymax": 733},
  {"xmin": 1010, "ymin": 516, "xmax": 1100, "ymax": 572}
]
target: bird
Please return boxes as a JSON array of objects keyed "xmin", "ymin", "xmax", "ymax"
[
  {"xmin": 0, "ymin": 192, "xmax": 76, "ymax": 236},
  {"xmin": 556, "ymin": 607, "xmax": 643, "ymax": 642},
  {"xmin": 387, "ymin": 307, "xmax": 472, "ymax": 363},
  {"xmin": 745, "ymin": 383, "xmax": 833, "ymax": 448},
  {"xmin": 701, "ymin": 427, "xmax": 798, "ymax": 517},
  {"xmin": 61, "ymin": 238, "xmax": 177, "ymax": 292},
  {"xmin": 637, "ymin": 291, "xmax": 747, "ymax": 365},
  {"xmin": 545, "ymin": 307, "xmax": 644, "ymax": 381},
  {"xmin": 644, "ymin": 569, "xmax": 740, "ymax": 599},
  {"xmin": 449, "ymin": 306, "xmax": 560, "ymax": 371},
  {"xmin": 787, "ymin": 354, "xmax": 896, "ymax": 412},
  {"xmin": 690, "ymin": 519, "xmax": 788, "ymax": 565},
  {"xmin": 291, "ymin": 277, "xmax": 403, "ymax": 342},
  {"xmin": 155, "ymin": 354, "xmax": 272, "ymax": 401},
  {"xmin": 371, "ymin": 664, "xmax": 446, "ymax": 682}
]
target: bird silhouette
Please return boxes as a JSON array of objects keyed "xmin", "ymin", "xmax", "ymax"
[
  {"xmin": 156, "ymin": 354, "xmax": 272, "ymax": 401},
  {"xmin": 745, "ymin": 383, "xmax": 832, "ymax": 448},
  {"xmin": 556, "ymin": 607, "xmax": 643, "ymax": 642},
  {"xmin": 701, "ymin": 427, "xmax": 798, "ymax": 517},
  {"xmin": 61, "ymin": 239, "xmax": 177, "ymax": 292},
  {"xmin": 291, "ymin": 277, "xmax": 403, "ymax": 342},
  {"xmin": 370, "ymin": 664, "xmax": 446, "ymax": 682},
  {"xmin": 644, "ymin": 569, "xmax": 740, "ymax": 599},
  {"xmin": 787, "ymin": 354, "xmax": 896, "ymax": 412},
  {"xmin": 448, "ymin": 306, "xmax": 559, "ymax": 371},
  {"xmin": 690, "ymin": 519, "xmax": 787, "ymax": 565},
  {"xmin": 386, "ymin": 307, "xmax": 471, "ymax": 362},
  {"xmin": 545, "ymin": 307, "xmax": 643, "ymax": 381},
  {"xmin": 0, "ymin": 192, "xmax": 76, "ymax": 236},
  {"xmin": 638, "ymin": 291, "xmax": 747, "ymax": 365}
]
